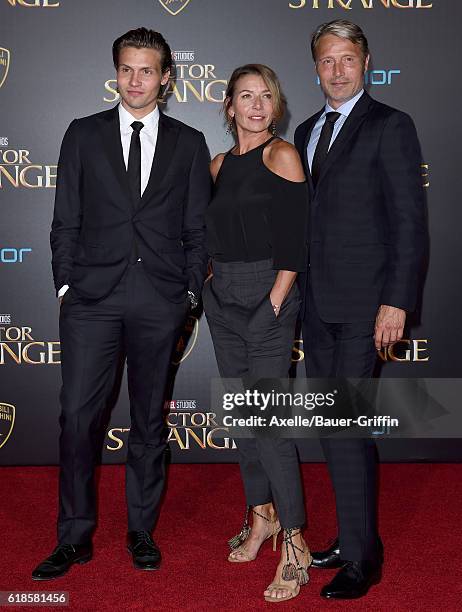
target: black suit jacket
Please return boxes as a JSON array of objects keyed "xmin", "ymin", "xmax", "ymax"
[
  {"xmin": 294, "ymin": 91, "xmax": 426, "ymax": 323},
  {"xmin": 50, "ymin": 105, "xmax": 211, "ymax": 302}
]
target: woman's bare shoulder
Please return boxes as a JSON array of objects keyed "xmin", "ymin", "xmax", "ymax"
[
  {"xmin": 264, "ymin": 139, "xmax": 305, "ymax": 183},
  {"xmin": 210, "ymin": 153, "xmax": 226, "ymax": 182}
]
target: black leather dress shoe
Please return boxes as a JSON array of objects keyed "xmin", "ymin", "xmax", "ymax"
[
  {"xmin": 127, "ymin": 531, "xmax": 161, "ymax": 570},
  {"xmin": 311, "ymin": 538, "xmax": 343, "ymax": 569},
  {"xmin": 321, "ymin": 560, "xmax": 382, "ymax": 599},
  {"xmin": 312, "ymin": 537, "xmax": 384, "ymax": 569},
  {"xmin": 32, "ymin": 543, "xmax": 92, "ymax": 581}
]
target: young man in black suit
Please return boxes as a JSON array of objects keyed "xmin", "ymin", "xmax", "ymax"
[
  {"xmin": 294, "ymin": 20, "xmax": 426, "ymax": 599},
  {"xmin": 32, "ymin": 28, "xmax": 210, "ymax": 580}
]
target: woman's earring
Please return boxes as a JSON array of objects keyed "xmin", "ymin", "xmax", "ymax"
[
  {"xmin": 226, "ymin": 117, "xmax": 234, "ymax": 135},
  {"xmin": 271, "ymin": 120, "xmax": 277, "ymax": 136}
]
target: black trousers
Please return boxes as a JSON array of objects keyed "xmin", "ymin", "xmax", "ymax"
[
  {"xmin": 303, "ymin": 277, "xmax": 379, "ymax": 562},
  {"xmin": 203, "ymin": 259, "xmax": 305, "ymax": 529},
  {"xmin": 57, "ymin": 262, "xmax": 188, "ymax": 544}
]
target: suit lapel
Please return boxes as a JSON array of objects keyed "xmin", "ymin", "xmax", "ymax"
[
  {"xmin": 302, "ymin": 109, "xmax": 323, "ymax": 194},
  {"xmin": 100, "ymin": 106, "xmax": 133, "ymax": 210},
  {"xmin": 138, "ymin": 111, "xmax": 180, "ymax": 211},
  {"xmin": 316, "ymin": 92, "xmax": 373, "ymax": 188}
]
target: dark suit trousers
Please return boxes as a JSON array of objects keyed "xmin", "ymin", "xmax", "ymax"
[
  {"xmin": 57, "ymin": 262, "xmax": 188, "ymax": 544},
  {"xmin": 203, "ymin": 259, "xmax": 305, "ymax": 529},
  {"xmin": 303, "ymin": 277, "xmax": 379, "ymax": 562}
]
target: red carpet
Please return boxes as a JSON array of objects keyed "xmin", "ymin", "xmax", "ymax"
[{"xmin": 1, "ymin": 464, "xmax": 461, "ymax": 611}]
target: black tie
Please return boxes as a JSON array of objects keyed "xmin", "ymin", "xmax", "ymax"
[
  {"xmin": 311, "ymin": 111, "xmax": 341, "ymax": 187},
  {"xmin": 127, "ymin": 121, "xmax": 144, "ymax": 203}
]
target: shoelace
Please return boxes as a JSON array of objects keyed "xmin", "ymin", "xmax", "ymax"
[
  {"xmin": 50, "ymin": 544, "xmax": 76, "ymax": 560},
  {"xmin": 342, "ymin": 561, "xmax": 364, "ymax": 579},
  {"xmin": 133, "ymin": 532, "xmax": 155, "ymax": 550}
]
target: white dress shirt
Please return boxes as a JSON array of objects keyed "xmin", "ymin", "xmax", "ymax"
[
  {"xmin": 118, "ymin": 102, "xmax": 160, "ymax": 195},
  {"xmin": 58, "ymin": 103, "xmax": 160, "ymax": 298},
  {"xmin": 307, "ymin": 89, "xmax": 364, "ymax": 171}
]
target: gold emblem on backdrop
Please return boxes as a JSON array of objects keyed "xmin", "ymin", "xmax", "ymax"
[
  {"xmin": 0, "ymin": 48, "xmax": 10, "ymax": 89},
  {"xmin": 0, "ymin": 402, "xmax": 15, "ymax": 449},
  {"xmin": 158, "ymin": 0, "xmax": 191, "ymax": 16},
  {"xmin": 6, "ymin": 0, "xmax": 59, "ymax": 6},
  {"xmin": 378, "ymin": 339, "xmax": 429, "ymax": 362},
  {"xmin": 295, "ymin": 338, "xmax": 429, "ymax": 363},
  {"xmin": 289, "ymin": 0, "xmax": 432, "ymax": 8},
  {"xmin": 104, "ymin": 52, "xmax": 227, "ymax": 104},
  {"xmin": 292, "ymin": 339, "xmax": 304, "ymax": 362},
  {"xmin": 106, "ymin": 407, "xmax": 237, "ymax": 452},
  {"xmin": 0, "ymin": 145, "xmax": 57, "ymax": 188},
  {"xmin": 0, "ymin": 323, "xmax": 60, "ymax": 364}
]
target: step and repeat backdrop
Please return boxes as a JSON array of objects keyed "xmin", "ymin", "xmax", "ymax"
[{"xmin": 1, "ymin": 0, "xmax": 461, "ymax": 464}]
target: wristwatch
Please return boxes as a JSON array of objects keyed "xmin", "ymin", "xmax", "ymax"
[{"xmin": 188, "ymin": 290, "xmax": 198, "ymax": 309}]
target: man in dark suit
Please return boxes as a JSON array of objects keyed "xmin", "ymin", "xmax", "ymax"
[
  {"xmin": 294, "ymin": 20, "xmax": 426, "ymax": 599},
  {"xmin": 32, "ymin": 28, "xmax": 210, "ymax": 580}
]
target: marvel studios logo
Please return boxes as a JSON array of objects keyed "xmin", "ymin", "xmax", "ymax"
[
  {"xmin": 166, "ymin": 399, "xmax": 197, "ymax": 410},
  {"xmin": 0, "ymin": 315, "xmax": 11, "ymax": 324},
  {"xmin": 173, "ymin": 51, "xmax": 194, "ymax": 62}
]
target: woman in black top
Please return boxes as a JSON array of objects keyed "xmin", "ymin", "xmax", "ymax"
[{"xmin": 203, "ymin": 64, "xmax": 311, "ymax": 603}]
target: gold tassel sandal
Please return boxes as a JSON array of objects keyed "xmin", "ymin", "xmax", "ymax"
[
  {"xmin": 228, "ymin": 505, "xmax": 281, "ymax": 562},
  {"xmin": 264, "ymin": 528, "xmax": 312, "ymax": 603}
]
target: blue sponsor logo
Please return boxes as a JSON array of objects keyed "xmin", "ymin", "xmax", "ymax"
[
  {"xmin": 0, "ymin": 248, "xmax": 32, "ymax": 263},
  {"xmin": 316, "ymin": 69, "xmax": 401, "ymax": 86}
]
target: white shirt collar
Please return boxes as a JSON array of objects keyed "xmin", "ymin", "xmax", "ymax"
[
  {"xmin": 325, "ymin": 89, "xmax": 364, "ymax": 118},
  {"xmin": 118, "ymin": 103, "xmax": 160, "ymax": 135}
]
